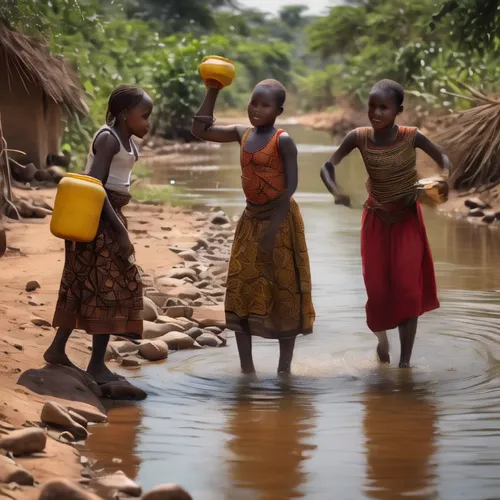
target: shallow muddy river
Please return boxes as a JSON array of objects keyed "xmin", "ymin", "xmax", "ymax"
[{"xmin": 86, "ymin": 125, "xmax": 500, "ymax": 499}]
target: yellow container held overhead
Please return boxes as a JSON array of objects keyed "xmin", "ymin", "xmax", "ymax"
[
  {"xmin": 199, "ymin": 55, "xmax": 235, "ymax": 90},
  {"xmin": 50, "ymin": 173, "xmax": 106, "ymax": 242}
]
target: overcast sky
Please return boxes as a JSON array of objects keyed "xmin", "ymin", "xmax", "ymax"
[{"xmin": 238, "ymin": 0, "xmax": 341, "ymax": 15}]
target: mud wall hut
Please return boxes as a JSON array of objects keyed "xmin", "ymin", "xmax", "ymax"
[{"xmin": 0, "ymin": 23, "xmax": 87, "ymax": 170}]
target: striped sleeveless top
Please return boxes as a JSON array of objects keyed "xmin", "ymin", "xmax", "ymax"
[{"xmin": 356, "ymin": 126, "xmax": 418, "ymax": 204}]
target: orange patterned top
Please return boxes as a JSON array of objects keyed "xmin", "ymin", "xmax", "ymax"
[
  {"xmin": 356, "ymin": 126, "xmax": 418, "ymax": 204},
  {"xmin": 240, "ymin": 128, "xmax": 286, "ymax": 205}
]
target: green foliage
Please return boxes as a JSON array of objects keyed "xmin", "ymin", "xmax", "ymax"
[
  {"xmin": 6, "ymin": 0, "xmax": 499, "ymax": 161},
  {"xmin": 430, "ymin": 0, "xmax": 500, "ymax": 53},
  {"xmin": 302, "ymin": 0, "xmax": 500, "ymax": 112}
]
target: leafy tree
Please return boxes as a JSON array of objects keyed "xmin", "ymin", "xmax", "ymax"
[{"xmin": 430, "ymin": 0, "xmax": 500, "ymax": 53}]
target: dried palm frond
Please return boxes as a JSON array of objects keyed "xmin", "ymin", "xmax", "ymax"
[
  {"xmin": 434, "ymin": 81, "xmax": 500, "ymax": 191},
  {"xmin": 0, "ymin": 23, "xmax": 87, "ymax": 115}
]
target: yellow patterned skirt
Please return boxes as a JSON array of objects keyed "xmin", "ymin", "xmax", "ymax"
[{"xmin": 225, "ymin": 198, "xmax": 315, "ymax": 339}]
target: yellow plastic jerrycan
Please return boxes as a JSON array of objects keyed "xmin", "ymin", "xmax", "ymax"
[
  {"xmin": 50, "ymin": 173, "xmax": 106, "ymax": 242},
  {"xmin": 199, "ymin": 55, "xmax": 235, "ymax": 90}
]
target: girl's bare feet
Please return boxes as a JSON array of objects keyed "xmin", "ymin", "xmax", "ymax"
[
  {"xmin": 43, "ymin": 327, "xmax": 78, "ymax": 369},
  {"xmin": 43, "ymin": 347, "xmax": 79, "ymax": 370},
  {"xmin": 377, "ymin": 342, "xmax": 390, "ymax": 364},
  {"xmin": 374, "ymin": 331, "xmax": 390, "ymax": 364},
  {"xmin": 86, "ymin": 364, "xmax": 124, "ymax": 385}
]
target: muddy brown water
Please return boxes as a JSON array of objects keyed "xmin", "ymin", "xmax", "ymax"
[{"xmin": 85, "ymin": 125, "xmax": 500, "ymax": 499}]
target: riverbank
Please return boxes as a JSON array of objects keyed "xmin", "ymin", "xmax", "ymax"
[{"xmin": 0, "ymin": 188, "xmax": 232, "ymax": 499}]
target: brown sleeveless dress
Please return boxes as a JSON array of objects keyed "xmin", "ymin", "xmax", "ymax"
[{"xmin": 224, "ymin": 128, "xmax": 315, "ymax": 339}]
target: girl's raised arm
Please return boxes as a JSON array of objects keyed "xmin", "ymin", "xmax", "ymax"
[
  {"xmin": 320, "ymin": 130, "xmax": 358, "ymax": 206},
  {"xmin": 415, "ymin": 131, "xmax": 451, "ymax": 171},
  {"xmin": 191, "ymin": 88, "xmax": 247, "ymax": 143}
]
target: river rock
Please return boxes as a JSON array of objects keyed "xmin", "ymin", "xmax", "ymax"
[
  {"xmin": 157, "ymin": 332, "xmax": 195, "ymax": 350},
  {"xmin": 41, "ymin": 401, "xmax": 88, "ymax": 441},
  {"xmin": 179, "ymin": 250, "xmax": 198, "ymax": 262},
  {"xmin": 31, "ymin": 317, "xmax": 51, "ymax": 328},
  {"xmin": 166, "ymin": 284, "xmax": 202, "ymax": 301},
  {"xmin": 121, "ymin": 356, "xmax": 144, "ymax": 367},
  {"xmin": 168, "ymin": 246, "xmax": 188, "ymax": 254},
  {"xmin": 192, "ymin": 238, "xmax": 209, "ymax": 251},
  {"xmin": 157, "ymin": 277, "xmax": 186, "ymax": 288},
  {"xmin": 99, "ymin": 381, "xmax": 147, "ymax": 401},
  {"xmin": 25, "ymin": 280, "xmax": 41, "ymax": 292},
  {"xmin": 215, "ymin": 231, "xmax": 233, "ymax": 239},
  {"xmin": 163, "ymin": 298, "xmax": 190, "ymax": 308},
  {"xmin": 0, "ymin": 458, "xmax": 34, "ymax": 485},
  {"xmin": 204, "ymin": 326, "xmax": 223, "ymax": 335},
  {"xmin": 143, "ymin": 296, "xmax": 159, "ymax": 322},
  {"xmin": 109, "ymin": 340, "xmax": 139, "ymax": 357},
  {"xmin": 193, "ymin": 307, "xmax": 226, "ymax": 329},
  {"xmin": 92, "ymin": 470, "xmax": 142, "ymax": 498},
  {"xmin": 464, "ymin": 197, "xmax": 489, "ymax": 210},
  {"xmin": 185, "ymin": 327, "xmax": 204, "ymax": 340},
  {"xmin": 469, "ymin": 207, "xmax": 485, "ymax": 217},
  {"xmin": 138, "ymin": 340, "xmax": 169, "ymax": 361},
  {"xmin": 68, "ymin": 410, "xmax": 88, "ymax": 429},
  {"xmin": 143, "ymin": 321, "xmax": 183, "ymax": 339},
  {"xmin": 210, "ymin": 213, "xmax": 230, "ymax": 225},
  {"xmin": 144, "ymin": 290, "xmax": 169, "ymax": 308},
  {"xmin": 164, "ymin": 306, "xmax": 193, "ymax": 319},
  {"xmin": 142, "ymin": 483, "xmax": 193, "ymax": 500},
  {"xmin": 68, "ymin": 406, "xmax": 107, "ymax": 424},
  {"xmin": 171, "ymin": 317, "xmax": 198, "ymax": 330},
  {"xmin": 39, "ymin": 478, "xmax": 102, "ymax": 500},
  {"xmin": 0, "ymin": 427, "xmax": 46, "ymax": 456},
  {"xmin": 197, "ymin": 332, "xmax": 223, "ymax": 348},
  {"xmin": 196, "ymin": 280, "xmax": 210, "ymax": 289},
  {"xmin": 162, "ymin": 268, "xmax": 198, "ymax": 282}
]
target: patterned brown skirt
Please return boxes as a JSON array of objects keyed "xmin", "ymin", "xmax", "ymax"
[
  {"xmin": 225, "ymin": 198, "xmax": 315, "ymax": 339},
  {"xmin": 52, "ymin": 190, "xmax": 143, "ymax": 337}
]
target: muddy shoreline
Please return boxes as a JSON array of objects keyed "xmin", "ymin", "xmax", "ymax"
[{"xmin": 0, "ymin": 188, "xmax": 232, "ymax": 499}]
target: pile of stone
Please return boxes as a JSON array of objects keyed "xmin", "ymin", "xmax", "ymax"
[
  {"xmin": 463, "ymin": 196, "xmax": 500, "ymax": 225},
  {"xmin": 0, "ymin": 414, "xmax": 193, "ymax": 499},
  {"xmin": 106, "ymin": 208, "xmax": 234, "ymax": 369}
]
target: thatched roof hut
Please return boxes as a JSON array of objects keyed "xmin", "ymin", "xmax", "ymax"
[{"xmin": 0, "ymin": 23, "xmax": 87, "ymax": 170}]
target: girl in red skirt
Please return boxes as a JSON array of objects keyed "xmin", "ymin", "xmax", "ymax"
[{"xmin": 321, "ymin": 79, "xmax": 450, "ymax": 368}]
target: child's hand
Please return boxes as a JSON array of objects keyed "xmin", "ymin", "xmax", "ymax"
[
  {"xmin": 204, "ymin": 78, "xmax": 223, "ymax": 90},
  {"xmin": 334, "ymin": 193, "xmax": 351, "ymax": 207}
]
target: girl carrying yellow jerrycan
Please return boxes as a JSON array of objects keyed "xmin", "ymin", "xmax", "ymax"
[{"xmin": 46, "ymin": 84, "xmax": 152, "ymax": 388}]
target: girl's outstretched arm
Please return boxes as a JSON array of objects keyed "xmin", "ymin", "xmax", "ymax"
[
  {"xmin": 320, "ymin": 130, "xmax": 357, "ymax": 206},
  {"xmin": 191, "ymin": 88, "xmax": 247, "ymax": 143},
  {"xmin": 415, "ymin": 131, "xmax": 451, "ymax": 171}
]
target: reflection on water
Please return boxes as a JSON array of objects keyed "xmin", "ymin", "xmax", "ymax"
[
  {"xmin": 363, "ymin": 373, "xmax": 437, "ymax": 500},
  {"xmin": 85, "ymin": 125, "xmax": 500, "ymax": 499},
  {"xmin": 225, "ymin": 381, "xmax": 316, "ymax": 500},
  {"xmin": 85, "ymin": 405, "xmax": 143, "ymax": 479}
]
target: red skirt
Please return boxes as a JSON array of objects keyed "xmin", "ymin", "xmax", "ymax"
[{"xmin": 361, "ymin": 197, "xmax": 439, "ymax": 332}]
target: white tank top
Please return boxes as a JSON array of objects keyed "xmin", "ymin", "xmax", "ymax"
[{"xmin": 84, "ymin": 125, "xmax": 138, "ymax": 194}]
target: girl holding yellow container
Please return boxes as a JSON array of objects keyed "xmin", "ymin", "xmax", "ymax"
[
  {"xmin": 46, "ymin": 84, "xmax": 152, "ymax": 385},
  {"xmin": 193, "ymin": 57, "xmax": 315, "ymax": 375}
]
